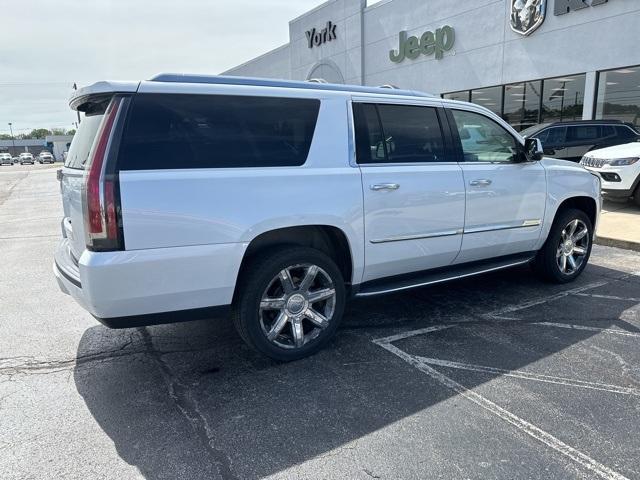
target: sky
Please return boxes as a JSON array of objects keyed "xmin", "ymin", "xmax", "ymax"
[{"xmin": 0, "ymin": 0, "xmax": 324, "ymax": 136}]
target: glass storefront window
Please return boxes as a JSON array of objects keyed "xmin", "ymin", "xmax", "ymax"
[
  {"xmin": 471, "ymin": 86, "xmax": 503, "ymax": 115},
  {"xmin": 503, "ymin": 81, "xmax": 541, "ymax": 132},
  {"xmin": 541, "ymin": 74, "xmax": 585, "ymax": 123},
  {"xmin": 442, "ymin": 91, "xmax": 470, "ymax": 102},
  {"xmin": 595, "ymin": 65, "xmax": 640, "ymax": 127}
]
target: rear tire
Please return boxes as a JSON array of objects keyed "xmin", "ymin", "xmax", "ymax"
[
  {"xmin": 533, "ymin": 208, "xmax": 593, "ymax": 284},
  {"xmin": 232, "ymin": 246, "xmax": 345, "ymax": 361}
]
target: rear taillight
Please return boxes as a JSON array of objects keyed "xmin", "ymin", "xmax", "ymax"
[{"xmin": 82, "ymin": 97, "xmax": 123, "ymax": 251}]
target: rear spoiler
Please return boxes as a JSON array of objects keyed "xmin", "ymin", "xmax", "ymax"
[{"xmin": 69, "ymin": 81, "xmax": 139, "ymax": 111}]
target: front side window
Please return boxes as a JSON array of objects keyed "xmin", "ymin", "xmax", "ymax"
[
  {"xmin": 451, "ymin": 109, "xmax": 521, "ymax": 163},
  {"xmin": 544, "ymin": 127, "xmax": 568, "ymax": 146},
  {"xmin": 354, "ymin": 103, "xmax": 446, "ymax": 164},
  {"xmin": 118, "ymin": 94, "xmax": 320, "ymax": 170}
]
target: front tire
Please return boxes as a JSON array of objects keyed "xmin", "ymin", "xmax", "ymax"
[
  {"xmin": 533, "ymin": 208, "xmax": 593, "ymax": 283},
  {"xmin": 633, "ymin": 184, "xmax": 640, "ymax": 208},
  {"xmin": 232, "ymin": 246, "xmax": 346, "ymax": 361}
]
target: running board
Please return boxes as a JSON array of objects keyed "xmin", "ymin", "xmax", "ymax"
[{"xmin": 354, "ymin": 252, "xmax": 536, "ymax": 298}]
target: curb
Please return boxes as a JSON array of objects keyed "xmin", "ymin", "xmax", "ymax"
[{"xmin": 594, "ymin": 235, "xmax": 640, "ymax": 253}]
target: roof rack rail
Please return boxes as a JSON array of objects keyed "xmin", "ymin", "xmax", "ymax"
[
  {"xmin": 549, "ymin": 119, "xmax": 625, "ymax": 125},
  {"xmin": 150, "ymin": 73, "xmax": 434, "ymax": 98}
]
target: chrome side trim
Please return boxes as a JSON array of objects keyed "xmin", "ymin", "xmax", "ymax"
[
  {"xmin": 355, "ymin": 259, "xmax": 532, "ymax": 297},
  {"xmin": 464, "ymin": 219, "xmax": 541, "ymax": 234},
  {"xmin": 370, "ymin": 229, "xmax": 463, "ymax": 244}
]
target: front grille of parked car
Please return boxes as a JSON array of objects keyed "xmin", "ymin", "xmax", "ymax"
[{"xmin": 582, "ymin": 157, "xmax": 607, "ymax": 168}]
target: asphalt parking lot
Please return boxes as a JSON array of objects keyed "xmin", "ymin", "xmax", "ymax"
[{"xmin": 1, "ymin": 168, "xmax": 640, "ymax": 480}]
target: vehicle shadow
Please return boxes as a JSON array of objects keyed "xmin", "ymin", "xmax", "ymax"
[{"xmin": 73, "ymin": 264, "xmax": 639, "ymax": 479}]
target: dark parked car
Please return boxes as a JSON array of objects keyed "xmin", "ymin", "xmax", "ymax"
[{"xmin": 521, "ymin": 120, "xmax": 640, "ymax": 162}]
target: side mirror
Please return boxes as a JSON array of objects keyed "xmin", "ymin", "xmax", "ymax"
[{"xmin": 524, "ymin": 138, "xmax": 544, "ymax": 161}]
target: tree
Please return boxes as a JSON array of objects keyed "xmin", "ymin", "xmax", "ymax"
[
  {"xmin": 67, "ymin": 129, "xmax": 76, "ymax": 136},
  {"xmin": 50, "ymin": 128, "xmax": 67, "ymax": 136},
  {"xmin": 0, "ymin": 134, "xmax": 12, "ymax": 140},
  {"xmin": 27, "ymin": 128, "xmax": 52, "ymax": 139}
]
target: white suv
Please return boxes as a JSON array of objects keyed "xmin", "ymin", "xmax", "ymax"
[
  {"xmin": 581, "ymin": 142, "xmax": 640, "ymax": 206},
  {"xmin": 54, "ymin": 74, "xmax": 601, "ymax": 360}
]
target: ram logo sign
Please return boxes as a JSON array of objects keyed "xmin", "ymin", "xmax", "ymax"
[{"xmin": 510, "ymin": 0, "xmax": 547, "ymax": 36}]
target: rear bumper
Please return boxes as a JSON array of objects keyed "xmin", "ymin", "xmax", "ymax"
[{"xmin": 54, "ymin": 238, "xmax": 246, "ymax": 326}]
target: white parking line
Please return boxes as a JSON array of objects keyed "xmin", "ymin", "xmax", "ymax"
[
  {"xmin": 483, "ymin": 271, "xmax": 640, "ymax": 321},
  {"xmin": 482, "ymin": 280, "xmax": 609, "ymax": 320},
  {"xmin": 376, "ymin": 340, "xmax": 629, "ymax": 480},
  {"xmin": 573, "ymin": 293, "xmax": 640, "ymax": 302},
  {"xmin": 372, "ymin": 325, "xmax": 453, "ymax": 344},
  {"xmin": 414, "ymin": 356, "xmax": 640, "ymax": 397},
  {"xmin": 534, "ymin": 322, "xmax": 640, "ymax": 338},
  {"xmin": 374, "ymin": 334, "xmax": 630, "ymax": 480}
]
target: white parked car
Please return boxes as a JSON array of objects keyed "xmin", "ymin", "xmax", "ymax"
[
  {"xmin": 54, "ymin": 75, "xmax": 601, "ymax": 360},
  {"xmin": 19, "ymin": 153, "xmax": 34, "ymax": 165},
  {"xmin": 38, "ymin": 151, "xmax": 54, "ymax": 163},
  {"xmin": 581, "ymin": 142, "xmax": 640, "ymax": 206}
]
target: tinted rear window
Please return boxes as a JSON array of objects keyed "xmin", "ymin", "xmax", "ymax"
[
  {"xmin": 117, "ymin": 94, "xmax": 320, "ymax": 170},
  {"xmin": 64, "ymin": 101, "xmax": 107, "ymax": 170}
]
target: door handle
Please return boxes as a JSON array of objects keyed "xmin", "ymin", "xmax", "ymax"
[
  {"xmin": 469, "ymin": 179, "xmax": 492, "ymax": 187},
  {"xmin": 370, "ymin": 183, "xmax": 400, "ymax": 191}
]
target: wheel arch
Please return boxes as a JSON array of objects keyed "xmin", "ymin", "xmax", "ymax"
[
  {"xmin": 554, "ymin": 196, "xmax": 598, "ymax": 228},
  {"xmin": 234, "ymin": 225, "xmax": 354, "ymax": 300}
]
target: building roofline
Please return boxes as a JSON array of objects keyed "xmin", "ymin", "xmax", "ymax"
[{"xmin": 221, "ymin": 43, "xmax": 291, "ymax": 75}]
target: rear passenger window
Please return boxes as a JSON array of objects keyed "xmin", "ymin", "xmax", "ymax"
[
  {"xmin": 118, "ymin": 94, "xmax": 320, "ymax": 170},
  {"xmin": 354, "ymin": 103, "xmax": 445, "ymax": 164},
  {"xmin": 568, "ymin": 126, "xmax": 600, "ymax": 141},
  {"xmin": 601, "ymin": 125, "xmax": 615, "ymax": 138}
]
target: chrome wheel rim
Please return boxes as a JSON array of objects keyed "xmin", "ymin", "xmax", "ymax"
[
  {"xmin": 556, "ymin": 219, "xmax": 589, "ymax": 275},
  {"xmin": 259, "ymin": 264, "xmax": 336, "ymax": 349}
]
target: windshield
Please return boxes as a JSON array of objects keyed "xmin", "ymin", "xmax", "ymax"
[
  {"xmin": 520, "ymin": 123, "xmax": 552, "ymax": 138},
  {"xmin": 64, "ymin": 102, "xmax": 107, "ymax": 170}
]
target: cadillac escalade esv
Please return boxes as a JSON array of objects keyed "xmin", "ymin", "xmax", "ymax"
[{"xmin": 54, "ymin": 74, "xmax": 601, "ymax": 361}]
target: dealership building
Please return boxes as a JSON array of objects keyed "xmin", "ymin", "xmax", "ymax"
[{"xmin": 224, "ymin": 0, "xmax": 640, "ymax": 131}]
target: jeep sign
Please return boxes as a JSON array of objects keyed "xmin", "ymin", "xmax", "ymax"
[
  {"xmin": 389, "ymin": 26, "xmax": 455, "ymax": 63},
  {"xmin": 306, "ymin": 21, "xmax": 337, "ymax": 49}
]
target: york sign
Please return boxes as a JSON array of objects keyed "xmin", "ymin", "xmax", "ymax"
[
  {"xmin": 306, "ymin": 21, "xmax": 337, "ymax": 49},
  {"xmin": 389, "ymin": 26, "xmax": 455, "ymax": 63}
]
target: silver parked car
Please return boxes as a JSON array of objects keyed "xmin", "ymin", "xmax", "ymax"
[{"xmin": 0, "ymin": 153, "xmax": 12, "ymax": 165}]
